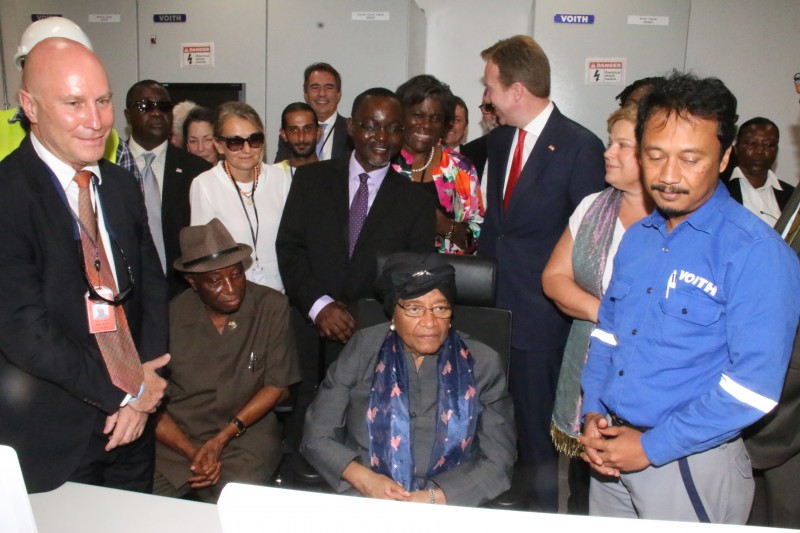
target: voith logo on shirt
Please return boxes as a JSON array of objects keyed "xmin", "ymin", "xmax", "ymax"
[{"xmin": 678, "ymin": 269, "xmax": 718, "ymax": 296}]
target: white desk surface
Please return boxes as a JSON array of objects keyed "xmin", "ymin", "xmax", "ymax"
[{"xmin": 29, "ymin": 482, "xmax": 222, "ymax": 533}]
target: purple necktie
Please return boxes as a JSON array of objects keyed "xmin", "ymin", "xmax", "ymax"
[{"xmin": 349, "ymin": 173, "xmax": 370, "ymax": 257}]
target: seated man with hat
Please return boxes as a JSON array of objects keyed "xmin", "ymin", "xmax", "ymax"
[{"xmin": 154, "ymin": 218, "xmax": 300, "ymax": 502}]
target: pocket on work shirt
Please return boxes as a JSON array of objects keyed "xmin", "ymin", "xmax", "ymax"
[{"xmin": 657, "ymin": 289, "xmax": 723, "ymax": 355}]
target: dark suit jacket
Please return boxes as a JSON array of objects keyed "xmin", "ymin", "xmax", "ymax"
[
  {"xmin": 0, "ymin": 137, "xmax": 168, "ymax": 492},
  {"xmin": 273, "ymin": 113, "xmax": 353, "ymax": 163},
  {"xmin": 477, "ymin": 107, "xmax": 606, "ymax": 350},
  {"xmin": 276, "ymin": 158, "xmax": 436, "ymax": 317},
  {"xmin": 745, "ymin": 211, "xmax": 800, "ymax": 469},
  {"xmin": 723, "ymin": 171, "xmax": 795, "ymax": 215},
  {"xmin": 160, "ymin": 145, "xmax": 211, "ymax": 297},
  {"xmin": 461, "ymin": 134, "xmax": 489, "ymax": 182}
]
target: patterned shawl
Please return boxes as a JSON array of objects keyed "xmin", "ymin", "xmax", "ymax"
[
  {"xmin": 551, "ymin": 187, "xmax": 623, "ymax": 457},
  {"xmin": 366, "ymin": 328, "xmax": 477, "ymax": 490}
]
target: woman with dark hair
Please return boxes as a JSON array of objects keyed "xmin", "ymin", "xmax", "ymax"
[
  {"xmin": 190, "ymin": 102, "xmax": 292, "ymax": 291},
  {"xmin": 393, "ymin": 75, "xmax": 484, "ymax": 254},
  {"xmin": 444, "ymin": 96, "xmax": 469, "ymax": 151},
  {"xmin": 301, "ymin": 253, "xmax": 515, "ymax": 506},
  {"xmin": 183, "ymin": 106, "xmax": 218, "ymax": 165}
]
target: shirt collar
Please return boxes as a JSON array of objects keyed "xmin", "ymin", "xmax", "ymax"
[
  {"xmin": 319, "ymin": 112, "xmax": 338, "ymax": 128},
  {"xmin": 30, "ymin": 132, "xmax": 102, "ymax": 188},
  {"xmin": 348, "ymin": 152, "xmax": 389, "ymax": 187},
  {"xmin": 731, "ymin": 166, "xmax": 782, "ymax": 191},
  {"xmin": 128, "ymin": 137, "xmax": 168, "ymax": 161},
  {"xmin": 521, "ymin": 100, "xmax": 554, "ymax": 136}
]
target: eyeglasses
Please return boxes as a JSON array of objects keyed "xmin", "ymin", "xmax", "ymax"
[
  {"xmin": 356, "ymin": 122, "xmax": 404, "ymax": 136},
  {"xmin": 396, "ymin": 302, "xmax": 452, "ymax": 319},
  {"xmin": 131, "ymin": 99, "xmax": 174, "ymax": 114},
  {"xmin": 216, "ymin": 132, "xmax": 265, "ymax": 152},
  {"xmin": 76, "ymin": 239, "xmax": 135, "ymax": 306},
  {"xmin": 478, "ymin": 103, "xmax": 496, "ymax": 113}
]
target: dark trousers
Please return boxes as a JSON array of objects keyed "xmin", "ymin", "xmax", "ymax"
[
  {"xmin": 69, "ymin": 410, "xmax": 155, "ymax": 493},
  {"xmin": 285, "ymin": 308, "xmax": 345, "ymax": 451},
  {"xmin": 508, "ymin": 345, "xmax": 563, "ymax": 512}
]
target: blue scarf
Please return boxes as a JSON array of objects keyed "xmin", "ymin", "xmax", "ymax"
[{"xmin": 366, "ymin": 328, "xmax": 477, "ymax": 491}]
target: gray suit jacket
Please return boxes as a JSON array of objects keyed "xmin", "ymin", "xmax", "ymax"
[{"xmin": 301, "ymin": 323, "xmax": 516, "ymax": 506}]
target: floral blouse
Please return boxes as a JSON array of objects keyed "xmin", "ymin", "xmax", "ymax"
[{"xmin": 393, "ymin": 145, "xmax": 484, "ymax": 254}]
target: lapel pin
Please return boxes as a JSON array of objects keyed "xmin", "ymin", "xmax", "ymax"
[
  {"xmin": 227, "ymin": 320, "xmax": 237, "ymax": 330},
  {"xmin": 176, "ymin": 168, "xmax": 184, "ymax": 173},
  {"xmin": 548, "ymin": 145, "xmax": 556, "ymax": 151}
]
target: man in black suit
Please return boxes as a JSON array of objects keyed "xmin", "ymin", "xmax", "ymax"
[
  {"xmin": 274, "ymin": 63, "xmax": 353, "ymax": 163},
  {"xmin": 478, "ymin": 35, "xmax": 606, "ymax": 511},
  {"xmin": 723, "ymin": 117, "xmax": 793, "ymax": 226},
  {"xmin": 124, "ymin": 80, "xmax": 212, "ymax": 297},
  {"xmin": 0, "ymin": 38, "xmax": 169, "ymax": 493},
  {"xmin": 276, "ymin": 87, "xmax": 435, "ymax": 454}
]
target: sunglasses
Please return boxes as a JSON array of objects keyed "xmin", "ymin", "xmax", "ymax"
[
  {"xmin": 478, "ymin": 103, "xmax": 496, "ymax": 113},
  {"xmin": 216, "ymin": 132, "xmax": 265, "ymax": 152},
  {"xmin": 131, "ymin": 99, "xmax": 175, "ymax": 114}
]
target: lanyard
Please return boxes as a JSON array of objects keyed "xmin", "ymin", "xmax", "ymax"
[{"xmin": 229, "ymin": 174, "xmax": 260, "ymax": 262}]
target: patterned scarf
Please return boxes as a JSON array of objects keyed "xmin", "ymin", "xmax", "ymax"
[
  {"xmin": 366, "ymin": 328, "xmax": 477, "ymax": 490},
  {"xmin": 551, "ymin": 187, "xmax": 622, "ymax": 457}
]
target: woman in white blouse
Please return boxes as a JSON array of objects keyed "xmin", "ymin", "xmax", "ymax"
[{"xmin": 190, "ymin": 102, "xmax": 292, "ymax": 291}]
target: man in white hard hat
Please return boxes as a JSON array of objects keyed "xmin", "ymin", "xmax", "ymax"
[{"xmin": 0, "ymin": 17, "xmax": 134, "ymax": 172}]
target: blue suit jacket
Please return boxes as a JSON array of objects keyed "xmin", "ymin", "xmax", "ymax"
[{"xmin": 478, "ymin": 106, "xmax": 606, "ymax": 350}]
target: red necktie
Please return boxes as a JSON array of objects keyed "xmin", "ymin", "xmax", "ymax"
[
  {"xmin": 74, "ymin": 170, "xmax": 144, "ymax": 396},
  {"xmin": 503, "ymin": 128, "xmax": 527, "ymax": 211}
]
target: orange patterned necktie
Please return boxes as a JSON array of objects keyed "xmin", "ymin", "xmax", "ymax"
[{"xmin": 74, "ymin": 170, "xmax": 143, "ymax": 396}]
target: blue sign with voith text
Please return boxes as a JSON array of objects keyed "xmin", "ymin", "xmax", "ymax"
[
  {"xmin": 154, "ymin": 14, "xmax": 187, "ymax": 23},
  {"xmin": 554, "ymin": 14, "xmax": 595, "ymax": 24}
]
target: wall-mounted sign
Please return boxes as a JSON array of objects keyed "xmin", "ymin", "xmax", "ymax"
[
  {"xmin": 181, "ymin": 43, "xmax": 214, "ymax": 68},
  {"xmin": 154, "ymin": 14, "xmax": 187, "ymax": 23},
  {"xmin": 554, "ymin": 14, "xmax": 595, "ymax": 25},
  {"xmin": 89, "ymin": 14, "xmax": 120, "ymax": 23},
  {"xmin": 352, "ymin": 12, "xmax": 389, "ymax": 21},
  {"xmin": 628, "ymin": 15, "xmax": 669, "ymax": 26},
  {"xmin": 585, "ymin": 59, "xmax": 626, "ymax": 85},
  {"xmin": 31, "ymin": 14, "xmax": 61, "ymax": 22}
]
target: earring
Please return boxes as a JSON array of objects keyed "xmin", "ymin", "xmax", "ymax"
[{"xmin": 390, "ymin": 323, "xmax": 395, "ymax": 331}]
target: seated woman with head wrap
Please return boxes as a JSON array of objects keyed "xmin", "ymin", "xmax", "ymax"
[{"xmin": 301, "ymin": 253, "xmax": 515, "ymax": 506}]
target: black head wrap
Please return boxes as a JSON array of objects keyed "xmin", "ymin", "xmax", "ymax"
[{"xmin": 375, "ymin": 253, "xmax": 456, "ymax": 318}]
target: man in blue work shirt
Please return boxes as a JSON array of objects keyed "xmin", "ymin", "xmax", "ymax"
[{"xmin": 579, "ymin": 72, "xmax": 800, "ymax": 523}]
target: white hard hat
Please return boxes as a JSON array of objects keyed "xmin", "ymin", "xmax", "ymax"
[{"xmin": 15, "ymin": 17, "xmax": 93, "ymax": 70}]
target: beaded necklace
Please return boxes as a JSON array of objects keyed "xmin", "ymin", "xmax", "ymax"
[{"xmin": 224, "ymin": 160, "xmax": 260, "ymax": 205}]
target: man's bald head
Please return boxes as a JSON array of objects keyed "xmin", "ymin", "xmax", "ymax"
[{"xmin": 19, "ymin": 38, "xmax": 114, "ymax": 170}]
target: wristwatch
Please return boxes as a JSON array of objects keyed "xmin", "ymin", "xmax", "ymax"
[{"xmin": 229, "ymin": 416, "xmax": 247, "ymax": 438}]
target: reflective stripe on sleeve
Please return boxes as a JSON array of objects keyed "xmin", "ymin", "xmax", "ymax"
[
  {"xmin": 590, "ymin": 328, "xmax": 618, "ymax": 347},
  {"xmin": 719, "ymin": 374, "xmax": 777, "ymax": 413}
]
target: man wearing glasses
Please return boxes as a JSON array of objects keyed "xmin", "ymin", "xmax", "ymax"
[
  {"xmin": 276, "ymin": 87, "xmax": 435, "ymax": 464},
  {"xmin": 124, "ymin": 80, "xmax": 211, "ymax": 297},
  {"xmin": 0, "ymin": 38, "xmax": 170, "ymax": 493}
]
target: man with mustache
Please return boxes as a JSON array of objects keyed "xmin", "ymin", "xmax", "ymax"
[
  {"xmin": 278, "ymin": 102, "xmax": 320, "ymax": 169},
  {"xmin": 579, "ymin": 72, "xmax": 800, "ymax": 523}
]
